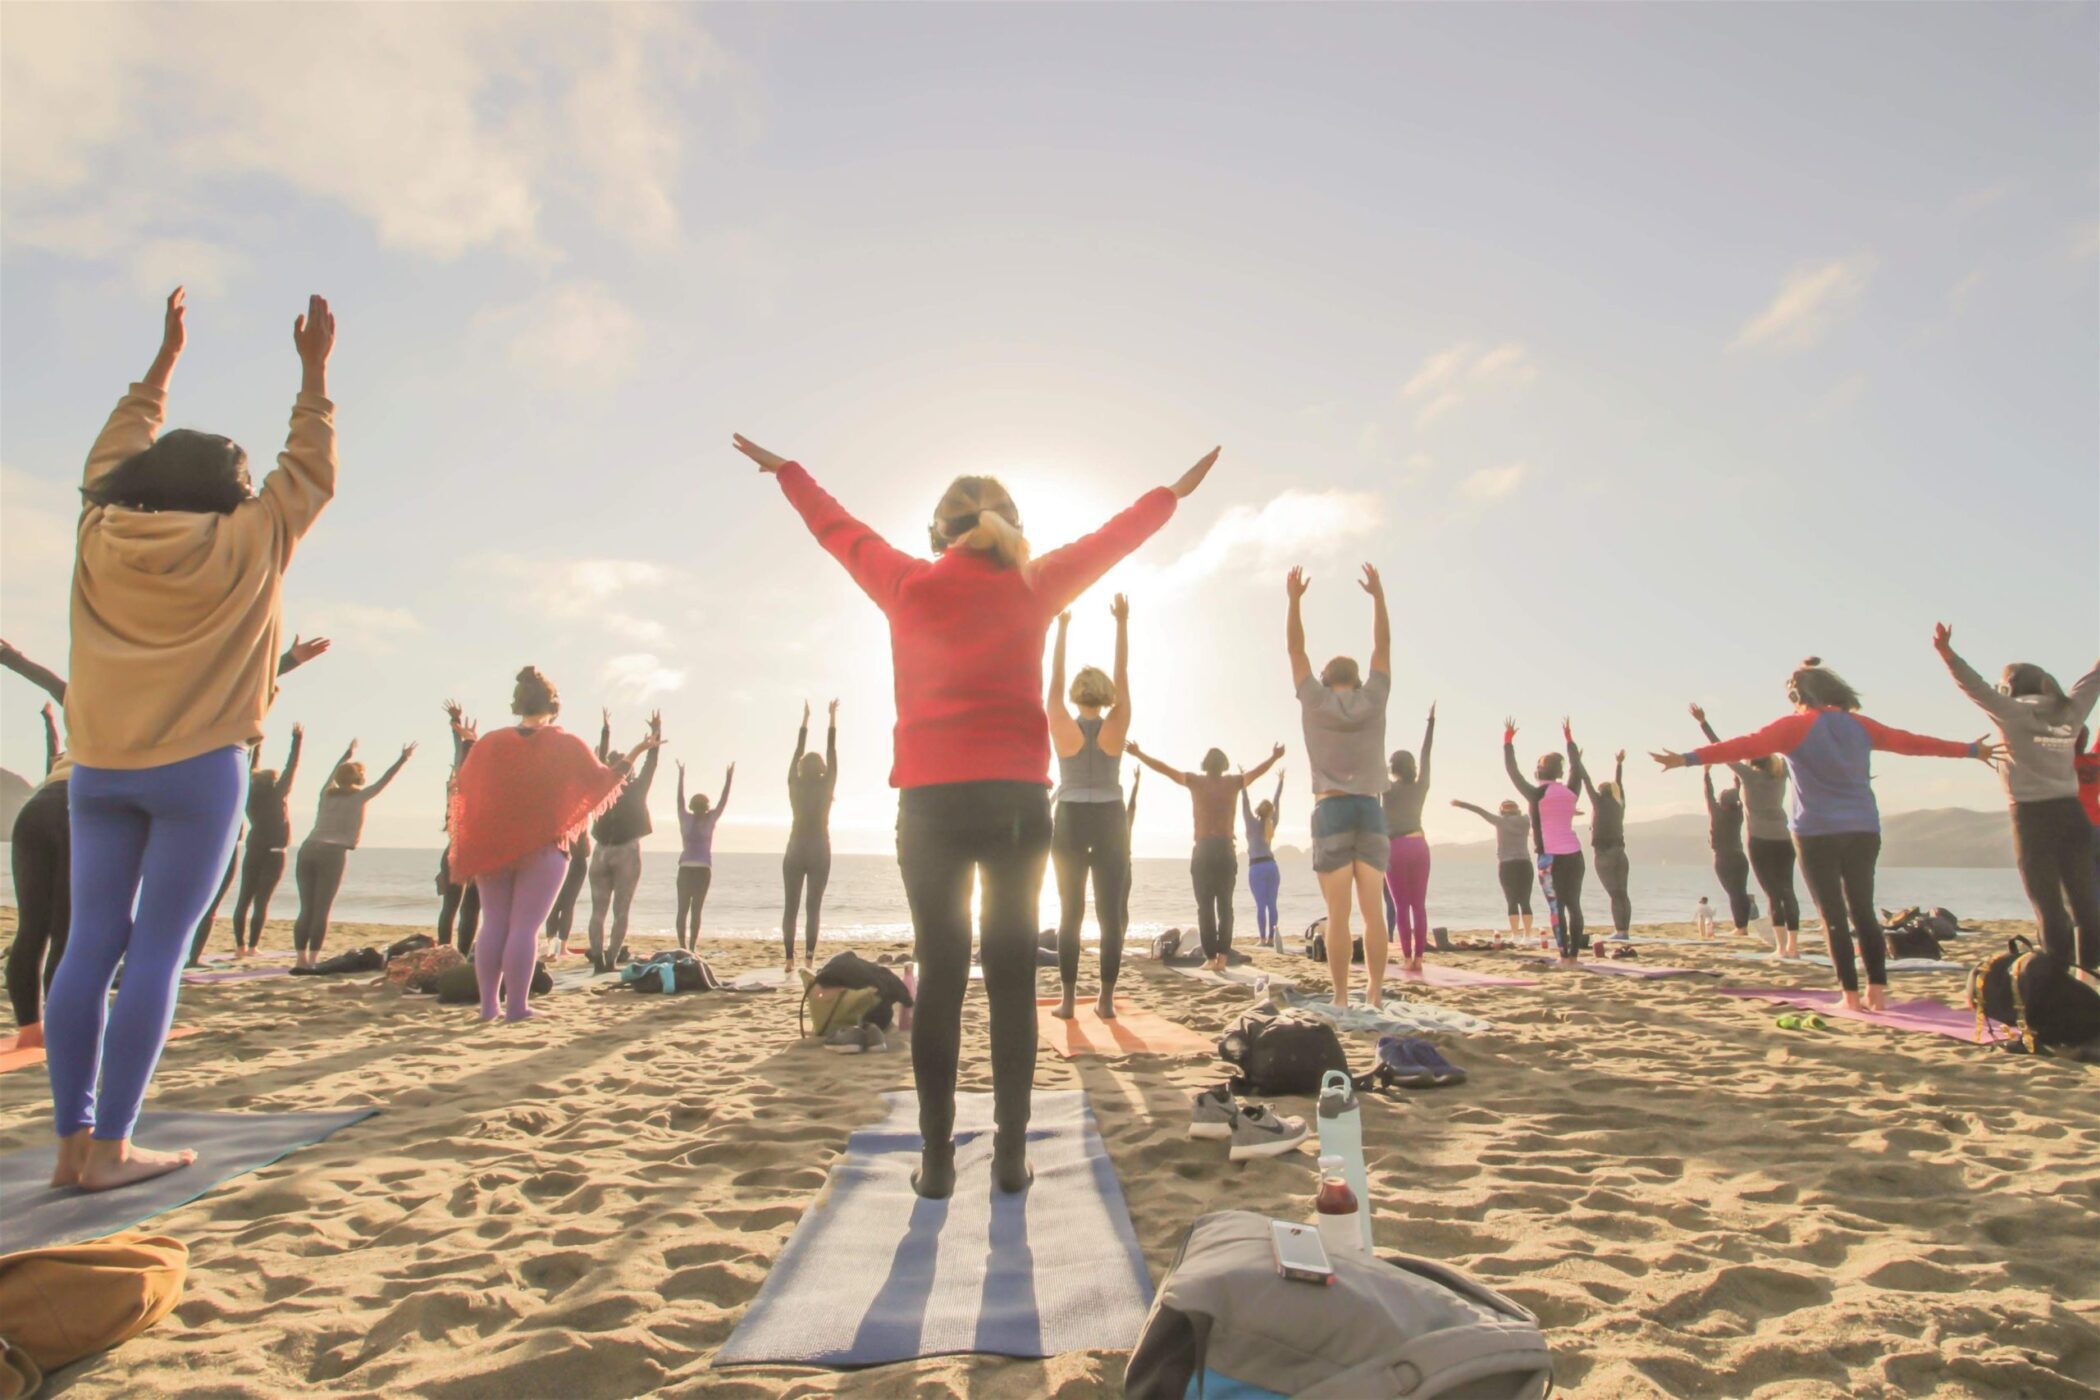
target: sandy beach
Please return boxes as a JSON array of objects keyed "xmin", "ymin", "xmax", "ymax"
[{"xmin": 3, "ymin": 909, "xmax": 2096, "ymax": 1398}]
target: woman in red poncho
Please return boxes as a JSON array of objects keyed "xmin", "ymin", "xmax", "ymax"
[
  {"xmin": 732, "ymin": 431, "xmax": 1216, "ymax": 1200},
  {"xmin": 448, "ymin": 667, "xmax": 659, "ymax": 1021}
]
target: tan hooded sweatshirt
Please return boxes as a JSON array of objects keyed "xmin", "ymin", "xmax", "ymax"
[{"xmin": 66, "ymin": 383, "xmax": 336, "ymax": 770}]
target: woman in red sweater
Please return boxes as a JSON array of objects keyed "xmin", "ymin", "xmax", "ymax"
[{"xmin": 733, "ymin": 433, "xmax": 1216, "ymax": 1198}]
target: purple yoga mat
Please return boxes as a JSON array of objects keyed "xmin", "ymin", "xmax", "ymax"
[
  {"xmin": 1527, "ymin": 959, "xmax": 1707, "ymax": 979},
  {"xmin": 181, "ymin": 968, "xmax": 292, "ymax": 985},
  {"xmin": 1717, "ymin": 988, "xmax": 1982, "ymax": 1042},
  {"xmin": 1400, "ymin": 965, "xmax": 1537, "ymax": 988}
]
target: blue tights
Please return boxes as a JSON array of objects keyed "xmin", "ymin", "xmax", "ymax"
[
  {"xmin": 1248, "ymin": 858, "xmax": 1281, "ymax": 942},
  {"xmin": 46, "ymin": 747, "xmax": 247, "ymax": 1140}
]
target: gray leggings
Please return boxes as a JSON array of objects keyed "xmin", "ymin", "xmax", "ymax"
[
  {"xmin": 588, "ymin": 838, "xmax": 643, "ymax": 962},
  {"xmin": 293, "ymin": 841, "xmax": 350, "ymax": 954}
]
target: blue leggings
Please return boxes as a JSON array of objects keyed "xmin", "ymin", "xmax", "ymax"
[
  {"xmin": 46, "ymin": 747, "xmax": 247, "ymax": 1140},
  {"xmin": 1247, "ymin": 857, "xmax": 1281, "ymax": 941}
]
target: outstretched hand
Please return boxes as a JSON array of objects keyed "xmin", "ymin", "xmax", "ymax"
[
  {"xmin": 1286, "ymin": 567, "xmax": 1310, "ymax": 600},
  {"xmin": 1171, "ymin": 447, "xmax": 1220, "ymax": 499},
  {"xmin": 1110, "ymin": 593, "xmax": 1129, "ymax": 622},
  {"xmin": 802, "ymin": 700, "xmax": 811, "ymax": 725},
  {"xmin": 828, "ymin": 699, "xmax": 839, "ymax": 721},
  {"xmin": 1615, "ymin": 748, "xmax": 1626, "ymax": 764},
  {"xmin": 1933, "ymin": 621, "xmax": 1953, "ymax": 653},
  {"xmin": 294, "ymin": 295, "xmax": 333, "ymax": 393},
  {"xmin": 1649, "ymin": 750, "xmax": 1688, "ymax": 771},
  {"xmin": 1503, "ymin": 715, "xmax": 1518, "ymax": 742},
  {"xmin": 732, "ymin": 434, "xmax": 788, "ymax": 473},
  {"xmin": 649, "ymin": 709, "xmax": 663, "ymax": 737},
  {"xmin": 1974, "ymin": 736, "xmax": 2005, "ymax": 768},
  {"xmin": 1357, "ymin": 563, "xmax": 1383, "ymax": 598},
  {"xmin": 1270, "ymin": 742, "xmax": 1286, "ymax": 762},
  {"xmin": 399, "ymin": 741, "xmax": 418, "ymax": 761},
  {"xmin": 287, "ymin": 635, "xmax": 331, "ymax": 666},
  {"xmin": 146, "ymin": 287, "xmax": 186, "ymax": 389}
]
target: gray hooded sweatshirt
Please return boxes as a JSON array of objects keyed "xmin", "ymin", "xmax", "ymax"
[{"xmin": 1941, "ymin": 648, "xmax": 2100, "ymax": 805}]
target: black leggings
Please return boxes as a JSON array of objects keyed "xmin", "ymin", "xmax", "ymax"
[
  {"xmin": 1713, "ymin": 847, "xmax": 1754, "ymax": 930},
  {"xmin": 187, "ymin": 846, "xmax": 241, "ymax": 964},
  {"xmin": 293, "ymin": 842, "xmax": 350, "ymax": 955},
  {"xmin": 1747, "ymin": 837, "xmax": 1801, "ymax": 932},
  {"xmin": 232, "ymin": 845, "xmax": 288, "ymax": 950},
  {"xmin": 1543, "ymin": 851, "xmax": 1587, "ymax": 955},
  {"xmin": 1052, "ymin": 800, "xmax": 1130, "ymax": 990},
  {"xmin": 546, "ymin": 838, "xmax": 589, "ymax": 943},
  {"xmin": 782, "ymin": 834, "xmax": 832, "ymax": 960},
  {"xmin": 677, "ymin": 864, "xmax": 714, "ymax": 946},
  {"xmin": 1796, "ymin": 830, "xmax": 1886, "ymax": 992},
  {"xmin": 898, "ymin": 781, "xmax": 1052, "ymax": 1146},
  {"xmin": 1496, "ymin": 858, "xmax": 1533, "ymax": 916},
  {"xmin": 2012, "ymin": 797, "xmax": 2100, "ymax": 972},
  {"xmin": 6, "ymin": 781, "xmax": 70, "ymax": 1028},
  {"xmin": 1191, "ymin": 836, "xmax": 1238, "ymax": 960},
  {"xmin": 437, "ymin": 851, "xmax": 482, "ymax": 955},
  {"xmin": 1592, "ymin": 843, "xmax": 1631, "ymax": 933}
]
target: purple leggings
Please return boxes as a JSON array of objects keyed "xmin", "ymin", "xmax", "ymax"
[
  {"xmin": 474, "ymin": 844, "xmax": 569, "ymax": 1020},
  {"xmin": 1385, "ymin": 834, "xmax": 1432, "ymax": 959}
]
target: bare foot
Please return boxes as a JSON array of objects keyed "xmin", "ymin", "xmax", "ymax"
[
  {"xmin": 505, "ymin": 1008, "xmax": 539, "ymax": 1023},
  {"xmin": 77, "ymin": 1138, "xmax": 196, "ymax": 1192},
  {"xmin": 1864, "ymin": 987, "xmax": 1888, "ymax": 1014},
  {"xmin": 1051, "ymin": 989, "xmax": 1076, "ymax": 1020},
  {"xmin": 51, "ymin": 1129, "xmax": 90, "ymax": 1187},
  {"xmin": 479, "ymin": 1009, "xmax": 500, "ymax": 1023},
  {"xmin": 1841, "ymin": 990, "xmax": 1865, "ymax": 1012},
  {"xmin": 14, "ymin": 1021, "xmax": 45, "ymax": 1051},
  {"xmin": 1095, "ymin": 990, "xmax": 1117, "ymax": 1020}
]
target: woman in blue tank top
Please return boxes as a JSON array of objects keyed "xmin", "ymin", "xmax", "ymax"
[{"xmin": 1047, "ymin": 595, "xmax": 1133, "ymax": 1020}]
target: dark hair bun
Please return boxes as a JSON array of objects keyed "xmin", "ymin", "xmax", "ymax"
[
  {"xmin": 1801, "ymin": 656, "xmax": 1823, "ymax": 667},
  {"xmin": 512, "ymin": 666, "xmax": 559, "ymax": 717}
]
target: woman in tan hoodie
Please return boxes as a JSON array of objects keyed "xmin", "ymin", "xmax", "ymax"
[{"xmin": 46, "ymin": 288, "xmax": 337, "ymax": 1193}]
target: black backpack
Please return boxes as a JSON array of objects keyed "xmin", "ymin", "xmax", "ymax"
[
  {"xmin": 436, "ymin": 959, "xmax": 553, "ymax": 1004},
  {"xmin": 797, "ymin": 951, "xmax": 914, "ymax": 1035},
  {"xmin": 1967, "ymin": 937, "xmax": 2100, "ymax": 1054},
  {"xmin": 1303, "ymin": 918, "xmax": 1364, "ymax": 965},
  {"xmin": 1216, "ymin": 1007, "xmax": 1351, "ymax": 1096},
  {"xmin": 625, "ymin": 949, "xmax": 725, "ymax": 994},
  {"xmin": 1883, "ymin": 911, "xmax": 1944, "ymax": 962}
]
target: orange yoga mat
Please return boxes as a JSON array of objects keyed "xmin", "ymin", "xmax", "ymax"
[
  {"xmin": 0, "ymin": 1025, "xmax": 200, "ymax": 1077},
  {"xmin": 1036, "ymin": 999, "xmax": 1214, "ymax": 1059}
]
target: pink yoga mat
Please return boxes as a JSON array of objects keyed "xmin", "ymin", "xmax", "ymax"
[
  {"xmin": 182, "ymin": 967, "xmax": 292, "ymax": 985},
  {"xmin": 1528, "ymin": 959, "xmax": 1708, "ymax": 979},
  {"xmin": 1718, "ymin": 988, "xmax": 1983, "ymax": 1042},
  {"xmin": 1398, "ymin": 965, "xmax": 1537, "ymax": 989}
]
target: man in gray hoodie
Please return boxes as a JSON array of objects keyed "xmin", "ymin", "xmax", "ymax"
[{"xmin": 1935, "ymin": 623, "xmax": 2100, "ymax": 972}]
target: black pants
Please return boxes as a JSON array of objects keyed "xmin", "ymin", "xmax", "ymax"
[
  {"xmin": 437, "ymin": 849, "xmax": 482, "ymax": 955},
  {"xmin": 293, "ymin": 842, "xmax": 350, "ymax": 955},
  {"xmin": 187, "ymin": 845, "xmax": 242, "ymax": 965},
  {"xmin": 1796, "ymin": 831, "xmax": 1886, "ymax": 992},
  {"xmin": 1713, "ymin": 847, "xmax": 1754, "ymax": 930},
  {"xmin": 1191, "ymin": 836, "xmax": 1238, "ymax": 960},
  {"xmin": 1592, "ymin": 843, "xmax": 1631, "ymax": 933},
  {"xmin": 2012, "ymin": 797, "xmax": 2100, "ymax": 972},
  {"xmin": 782, "ymin": 833, "xmax": 833, "ymax": 960},
  {"xmin": 1544, "ymin": 851, "xmax": 1587, "ymax": 955},
  {"xmin": 6, "ymin": 781, "xmax": 70, "ymax": 1028},
  {"xmin": 1747, "ymin": 837, "xmax": 1801, "ymax": 932},
  {"xmin": 897, "ymin": 782, "xmax": 1052, "ymax": 1146},
  {"xmin": 232, "ymin": 845, "xmax": 288, "ymax": 950},
  {"xmin": 677, "ymin": 864, "xmax": 714, "ymax": 946},
  {"xmin": 1496, "ymin": 858, "xmax": 1533, "ymax": 916},
  {"xmin": 1053, "ymin": 800, "xmax": 1130, "ymax": 990},
  {"xmin": 546, "ymin": 836, "xmax": 590, "ymax": 942}
]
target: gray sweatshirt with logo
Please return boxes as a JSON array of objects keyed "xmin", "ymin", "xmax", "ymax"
[{"xmin": 1940, "ymin": 647, "xmax": 2100, "ymax": 805}]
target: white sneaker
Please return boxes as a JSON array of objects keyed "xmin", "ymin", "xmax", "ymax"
[
  {"xmin": 1228, "ymin": 1104, "xmax": 1309, "ymax": 1160},
  {"xmin": 1188, "ymin": 1085, "xmax": 1238, "ymax": 1140}
]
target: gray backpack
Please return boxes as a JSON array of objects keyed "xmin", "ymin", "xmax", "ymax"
[{"xmin": 1126, "ymin": 1211, "xmax": 1552, "ymax": 1399}]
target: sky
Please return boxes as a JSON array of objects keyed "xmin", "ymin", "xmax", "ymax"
[{"xmin": 2, "ymin": 3, "xmax": 2095, "ymax": 856}]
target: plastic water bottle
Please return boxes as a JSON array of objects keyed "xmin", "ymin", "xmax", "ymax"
[
  {"xmin": 1316, "ymin": 1070, "xmax": 1372, "ymax": 1253},
  {"xmin": 1314, "ymin": 1155, "xmax": 1362, "ymax": 1259}
]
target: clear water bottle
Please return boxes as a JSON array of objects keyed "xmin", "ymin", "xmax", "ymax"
[{"xmin": 1314, "ymin": 1154, "xmax": 1362, "ymax": 1259}]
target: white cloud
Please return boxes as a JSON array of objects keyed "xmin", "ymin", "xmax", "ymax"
[
  {"xmin": 1730, "ymin": 255, "xmax": 1875, "ymax": 352},
  {"xmin": 0, "ymin": 6, "xmax": 735, "ymax": 268},
  {"xmin": 601, "ymin": 652, "xmax": 686, "ymax": 703},
  {"xmin": 0, "ymin": 466, "xmax": 81, "ymax": 637},
  {"xmin": 1145, "ymin": 490, "xmax": 1383, "ymax": 592},
  {"xmin": 474, "ymin": 554, "xmax": 687, "ymax": 647},
  {"xmin": 1398, "ymin": 341, "xmax": 1537, "ymax": 429},
  {"xmin": 474, "ymin": 282, "xmax": 644, "ymax": 391},
  {"xmin": 127, "ymin": 239, "xmax": 244, "ymax": 298},
  {"xmin": 298, "ymin": 603, "xmax": 425, "ymax": 656},
  {"xmin": 1455, "ymin": 463, "xmax": 1526, "ymax": 504}
]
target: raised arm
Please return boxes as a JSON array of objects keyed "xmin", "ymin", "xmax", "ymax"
[
  {"xmin": 1032, "ymin": 488, "xmax": 1183, "ymax": 613},
  {"xmin": 1932, "ymin": 625, "xmax": 2019, "ymax": 724},
  {"xmin": 1853, "ymin": 715, "xmax": 1989, "ymax": 762},
  {"xmin": 1127, "ymin": 765, "xmax": 1142, "ymax": 828},
  {"xmin": 1502, "ymin": 721, "xmax": 1542, "ymax": 801},
  {"xmin": 2069, "ymin": 660, "xmax": 2100, "ymax": 728},
  {"xmin": 735, "ymin": 441, "xmax": 920, "ymax": 611},
  {"xmin": 362, "ymin": 743, "xmax": 415, "ymax": 801},
  {"xmin": 791, "ymin": 706, "xmax": 809, "ymax": 786},
  {"xmin": 257, "ymin": 295, "xmax": 338, "ymax": 562},
  {"xmin": 41, "ymin": 704, "xmax": 60, "ymax": 775},
  {"xmin": 1047, "ymin": 612, "xmax": 1081, "ymax": 752},
  {"xmin": 1241, "ymin": 742, "xmax": 1285, "ymax": 788},
  {"xmin": 278, "ymin": 634, "xmax": 331, "ymax": 678},
  {"xmin": 1658, "ymin": 712, "xmax": 1818, "ymax": 770},
  {"xmin": 84, "ymin": 289, "xmax": 181, "ymax": 498},
  {"xmin": 1102, "ymin": 594, "xmax": 1132, "ymax": 750},
  {"xmin": 1125, "ymin": 741, "xmax": 1190, "ymax": 786},
  {"xmin": 1362, "ymin": 564, "xmax": 1390, "ymax": 677},
  {"xmin": 1451, "ymin": 799, "xmax": 1499, "ymax": 827},
  {"xmin": 1417, "ymin": 705, "xmax": 1435, "ymax": 789},
  {"xmin": 281, "ymin": 725, "xmax": 304, "ymax": 790},
  {"xmin": 824, "ymin": 706, "xmax": 839, "ymax": 796},
  {"xmin": 1270, "ymin": 769, "xmax": 1285, "ymax": 828},
  {"xmin": 598, "ymin": 710, "xmax": 611, "ymax": 763},
  {"xmin": 677, "ymin": 761, "xmax": 687, "ymax": 814},
  {"xmin": 1285, "ymin": 569, "xmax": 1313, "ymax": 689},
  {"xmin": 1690, "ymin": 703, "xmax": 1755, "ymax": 784},
  {"xmin": 716, "ymin": 763, "xmax": 735, "ymax": 816},
  {"xmin": 0, "ymin": 640, "xmax": 67, "ymax": 705},
  {"xmin": 1614, "ymin": 751, "xmax": 1625, "ymax": 799},
  {"xmin": 1703, "ymin": 768, "xmax": 1719, "ymax": 815},
  {"xmin": 633, "ymin": 713, "xmax": 664, "ymax": 796}
]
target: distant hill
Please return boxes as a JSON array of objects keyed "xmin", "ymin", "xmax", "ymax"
[
  {"xmin": 0, "ymin": 768, "xmax": 28, "ymax": 830},
  {"xmin": 1434, "ymin": 807, "xmax": 2014, "ymax": 868}
]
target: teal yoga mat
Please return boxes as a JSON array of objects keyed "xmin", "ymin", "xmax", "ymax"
[
  {"xmin": 714, "ymin": 1089, "xmax": 1152, "ymax": 1367},
  {"xmin": 0, "ymin": 1109, "xmax": 376, "ymax": 1252}
]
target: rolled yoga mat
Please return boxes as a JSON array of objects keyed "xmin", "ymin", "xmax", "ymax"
[
  {"xmin": 714, "ymin": 1089, "xmax": 1152, "ymax": 1368},
  {"xmin": 0, "ymin": 1108, "xmax": 377, "ymax": 1252}
]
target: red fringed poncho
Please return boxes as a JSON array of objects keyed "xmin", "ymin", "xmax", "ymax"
[{"xmin": 447, "ymin": 724, "xmax": 626, "ymax": 884}]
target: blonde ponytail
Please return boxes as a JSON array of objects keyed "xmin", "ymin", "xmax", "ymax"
[{"xmin": 930, "ymin": 475, "xmax": 1033, "ymax": 574}]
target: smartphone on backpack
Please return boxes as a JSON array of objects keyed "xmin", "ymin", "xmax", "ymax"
[{"xmin": 1270, "ymin": 1219, "xmax": 1334, "ymax": 1285}]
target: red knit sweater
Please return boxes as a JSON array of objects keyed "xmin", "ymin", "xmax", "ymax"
[{"xmin": 777, "ymin": 462, "xmax": 1176, "ymax": 789}]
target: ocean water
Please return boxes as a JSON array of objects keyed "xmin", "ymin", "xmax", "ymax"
[{"xmin": 0, "ymin": 844, "xmax": 2033, "ymax": 944}]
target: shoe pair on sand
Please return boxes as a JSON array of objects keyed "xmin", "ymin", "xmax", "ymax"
[
  {"xmin": 1188, "ymin": 1086, "xmax": 1311, "ymax": 1161},
  {"xmin": 1376, "ymin": 1036, "xmax": 1466, "ymax": 1087}
]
